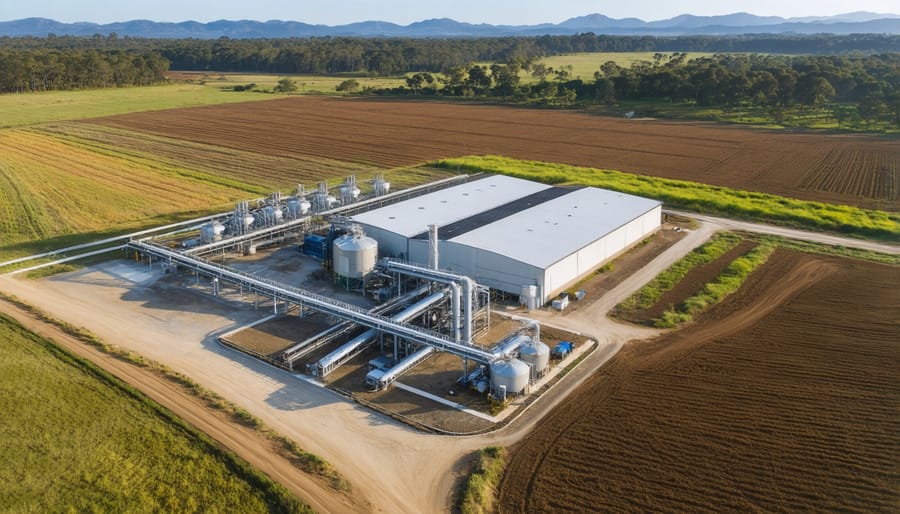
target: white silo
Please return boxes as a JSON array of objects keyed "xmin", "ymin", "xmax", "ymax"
[
  {"xmin": 490, "ymin": 358, "xmax": 530, "ymax": 395},
  {"xmin": 519, "ymin": 340, "xmax": 550, "ymax": 377},
  {"xmin": 333, "ymin": 229, "xmax": 378, "ymax": 287}
]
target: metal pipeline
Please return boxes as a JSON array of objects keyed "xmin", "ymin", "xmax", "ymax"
[
  {"xmin": 382, "ymin": 260, "xmax": 475, "ymax": 344},
  {"xmin": 281, "ymin": 285, "xmax": 431, "ymax": 363},
  {"xmin": 316, "ymin": 288, "xmax": 448, "ymax": 376}
]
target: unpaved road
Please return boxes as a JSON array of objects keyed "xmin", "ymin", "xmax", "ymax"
[
  {"xmin": 0, "ymin": 218, "xmax": 891, "ymax": 513},
  {"xmin": 0, "ymin": 299, "xmax": 364, "ymax": 514}
]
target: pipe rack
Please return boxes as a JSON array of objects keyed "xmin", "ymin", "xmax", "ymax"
[{"xmin": 128, "ymin": 240, "xmax": 495, "ymax": 365}]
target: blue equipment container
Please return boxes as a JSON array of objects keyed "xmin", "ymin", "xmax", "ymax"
[{"xmin": 302, "ymin": 234, "xmax": 327, "ymax": 259}]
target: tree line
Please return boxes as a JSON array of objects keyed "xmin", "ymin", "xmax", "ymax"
[
  {"xmin": 380, "ymin": 53, "xmax": 900, "ymax": 129},
  {"xmin": 0, "ymin": 48, "xmax": 168, "ymax": 92},
  {"xmin": 1, "ymin": 33, "xmax": 897, "ymax": 78}
]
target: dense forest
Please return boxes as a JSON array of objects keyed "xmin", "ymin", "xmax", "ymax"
[
  {"xmin": 0, "ymin": 48, "xmax": 168, "ymax": 92},
  {"xmin": 0, "ymin": 34, "xmax": 897, "ymax": 129},
  {"xmin": 1, "ymin": 33, "xmax": 898, "ymax": 77},
  {"xmin": 382, "ymin": 53, "xmax": 900, "ymax": 128}
]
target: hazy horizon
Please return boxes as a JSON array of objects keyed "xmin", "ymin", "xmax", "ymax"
[{"xmin": 2, "ymin": 0, "xmax": 899, "ymax": 26}]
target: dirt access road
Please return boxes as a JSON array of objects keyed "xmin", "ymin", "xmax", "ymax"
[
  {"xmin": 0, "ymin": 220, "xmax": 891, "ymax": 513},
  {"xmin": 0, "ymin": 299, "xmax": 364, "ymax": 514}
]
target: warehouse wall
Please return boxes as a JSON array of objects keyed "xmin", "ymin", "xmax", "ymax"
[
  {"xmin": 542, "ymin": 205, "xmax": 661, "ymax": 302},
  {"xmin": 408, "ymin": 239, "xmax": 542, "ymax": 297}
]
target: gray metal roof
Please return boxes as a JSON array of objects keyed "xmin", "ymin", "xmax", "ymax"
[
  {"xmin": 350, "ymin": 175, "xmax": 550, "ymax": 237},
  {"xmin": 449, "ymin": 187, "xmax": 662, "ymax": 269}
]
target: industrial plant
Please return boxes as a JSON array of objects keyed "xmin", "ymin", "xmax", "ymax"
[{"xmin": 127, "ymin": 173, "xmax": 661, "ymax": 418}]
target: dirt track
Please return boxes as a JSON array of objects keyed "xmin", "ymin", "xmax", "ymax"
[
  {"xmin": 498, "ymin": 250, "xmax": 900, "ymax": 512},
  {"xmin": 2, "ymin": 221, "xmax": 896, "ymax": 513},
  {"xmin": 89, "ymin": 97, "xmax": 899, "ymax": 210},
  {"xmin": 0, "ymin": 299, "xmax": 366, "ymax": 514}
]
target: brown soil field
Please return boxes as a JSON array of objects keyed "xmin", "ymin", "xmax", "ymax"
[
  {"xmin": 498, "ymin": 250, "xmax": 900, "ymax": 513},
  {"xmin": 87, "ymin": 97, "xmax": 899, "ymax": 210},
  {"xmin": 617, "ymin": 239, "xmax": 757, "ymax": 324}
]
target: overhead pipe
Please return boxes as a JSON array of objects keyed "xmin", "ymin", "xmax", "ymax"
[
  {"xmin": 382, "ymin": 260, "xmax": 475, "ymax": 344},
  {"xmin": 370, "ymin": 346, "xmax": 436, "ymax": 390},
  {"xmin": 315, "ymin": 288, "xmax": 448, "ymax": 376},
  {"xmin": 129, "ymin": 241, "xmax": 495, "ymax": 365},
  {"xmin": 282, "ymin": 284, "xmax": 430, "ymax": 364}
]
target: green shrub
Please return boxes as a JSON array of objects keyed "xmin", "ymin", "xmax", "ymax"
[{"xmin": 435, "ymin": 156, "xmax": 900, "ymax": 240}]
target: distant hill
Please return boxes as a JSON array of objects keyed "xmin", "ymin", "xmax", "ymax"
[{"xmin": 1, "ymin": 12, "xmax": 899, "ymax": 38}]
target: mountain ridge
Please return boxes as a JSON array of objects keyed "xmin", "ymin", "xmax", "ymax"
[{"xmin": 1, "ymin": 12, "xmax": 899, "ymax": 38}]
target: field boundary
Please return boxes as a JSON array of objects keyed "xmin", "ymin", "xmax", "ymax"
[
  {"xmin": 0, "ymin": 311, "xmax": 310, "ymax": 513},
  {"xmin": 0, "ymin": 292, "xmax": 352, "ymax": 496},
  {"xmin": 435, "ymin": 156, "xmax": 900, "ymax": 240}
]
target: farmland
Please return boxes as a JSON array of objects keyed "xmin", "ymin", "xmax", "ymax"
[
  {"xmin": 0, "ymin": 129, "xmax": 259, "ymax": 260},
  {"xmin": 0, "ymin": 314, "xmax": 306, "ymax": 513},
  {"xmin": 87, "ymin": 96, "xmax": 900, "ymax": 211},
  {"xmin": 531, "ymin": 52, "xmax": 715, "ymax": 81},
  {"xmin": 498, "ymin": 250, "xmax": 900, "ymax": 512},
  {"xmin": 0, "ymin": 83, "xmax": 281, "ymax": 129}
]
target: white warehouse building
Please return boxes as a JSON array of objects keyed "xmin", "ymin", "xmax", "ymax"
[{"xmin": 350, "ymin": 175, "xmax": 661, "ymax": 305}]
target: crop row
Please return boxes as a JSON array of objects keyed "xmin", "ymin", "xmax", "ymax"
[
  {"xmin": 801, "ymin": 146, "xmax": 898, "ymax": 201},
  {"xmin": 656, "ymin": 243, "xmax": 777, "ymax": 327},
  {"xmin": 0, "ymin": 129, "xmax": 252, "ymax": 258},
  {"xmin": 617, "ymin": 233, "xmax": 743, "ymax": 313},
  {"xmin": 437, "ymin": 156, "xmax": 900, "ymax": 239}
]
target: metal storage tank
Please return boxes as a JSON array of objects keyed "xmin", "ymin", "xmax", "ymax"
[
  {"xmin": 372, "ymin": 174, "xmax": 390, "ymax": 197},
  {"xmin": 333, "ymin": 232, "xmax": 378, "ymax": 279},
  {"xmin": 285, "ymin": 197, "xmax": 311, "ymax": 218},
  {"xmin": 200, "ymin": 221, "xmax": 226, "ymax": 244},
  {"xmin": 520, "ymin": 285, "xmax": 539, "ymax": 310},
  {"xmin": 519, "ymin": 340, "xmax": 550, "ymax": 374},
  {"xmin": 490, "ymin": 358, "xmax": 530, "ymax": 395}
]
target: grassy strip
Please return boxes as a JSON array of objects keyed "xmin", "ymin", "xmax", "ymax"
[
  {"xmin": 0, "ymin": 292, "xmax": 350, "ymax": 493},
  {"xmin": 619, "ymin": 233, "xmax": 743, "ymax": 312},
  {"xmin": 459, "ymin": 447, "xmax": 506, "ymax": 514},
  {"xmin": 751, "ymin": 233, "xmax": 900, "ymax": 265},
  {"xmin": 434, "ymin": 156, "xmax": 900, "ymax": 240},
  {"xmin": 0, "ymin": 313, "xmax": 309, "ymax": 513},
  {"xmin": 656, "ymin": 243, "xmax": 777, "ymax": 328}
]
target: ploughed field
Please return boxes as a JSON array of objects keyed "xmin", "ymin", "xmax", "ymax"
[
  {"xmin": 88, "ymin": 96, "xmax": 899, "ymax": 211},
  {"xmin": 498, "ymin": 250, "xmax": 900, "ymax": 512}
]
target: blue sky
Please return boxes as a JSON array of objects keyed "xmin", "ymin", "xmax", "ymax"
[{"xmin": 2, "ymin": 0, "xmax": 898, "ymax": 25}]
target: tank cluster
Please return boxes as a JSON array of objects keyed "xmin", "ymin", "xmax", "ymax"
[
  {"xmin": 461, "ymin": 333, "xmax": 551, "ymax": 401},
  {"xmin": 196, "ymin": 175, "xmax": 384, "ymax": 246}
]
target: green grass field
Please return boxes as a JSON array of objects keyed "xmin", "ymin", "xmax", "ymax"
[
  {"xmin": 179, "ymin": 71, "xmax": 406, "ymax": 94},
  {"xmin": 436, "ymin": 156, "xmax": 900, "ymax": 240},
  {"xmin": 0, "ymin": 128, "xmax": 261, "ymax": 260},
  {"xmin": 0, "ymin": 83, "xmax": 280, "ymax": 129},
  {"xmin": 533, "ymin": 52, "xmax": 714, "ymax": 81},
  {"xmin": 0, "ymin": 314, "xmax": 308, "ymax": 513}
]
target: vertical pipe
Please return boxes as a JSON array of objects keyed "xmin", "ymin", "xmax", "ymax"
[
  {"xmin": 428, "ymin": 224, "xmax": 439, "ymax": 270},
  {"xmin": 450, "ymin": 282, "xmax": 461, "ymax": 342},
  {"xmin": 462, "ymin": 276, "xmax": 473, "ymax": 343}
]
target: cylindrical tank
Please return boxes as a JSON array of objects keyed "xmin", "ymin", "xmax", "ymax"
[
  {"xmin": 520, "ymin": 285, "xmax": 539, "ymax": 310},
  {"xmin": 285, "ymin": 197, "xmax": 311, "ymax": 218},
  {"xmin": 200, "ymin": 221, "xmax": 226, "ymax": 244},
  {"xmin": 241, "ymin": 213, "xmax": 254, "ymax": 231},
  {"xmin": 339, "ymin": 183, "xmax": 361, "ymax": 204},
  {"xmin": 333, "ymin": 233, "xmax": 378, "ymax": 279},
  {"xmin": 490, "ymin": 359, "xmax": 530, "ymax": 395},
  {"xmin": 519, "ymin": 340, "xmax": 550, "ymax": 374},
  {"xmin": 373, "ymin": 177, "xmax": 391, "ymax": 196}
]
